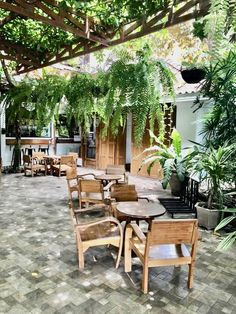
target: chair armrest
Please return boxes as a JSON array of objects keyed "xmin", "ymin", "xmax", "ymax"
[
  {"xmin": 128, "ymin": 223, "xmax": 146, "ymax": 243},
  {"xmin": 109, "ymin": 197, "xmax": 117, "ymax": 203},
  {"xmin": 74, "ymin": 204, "xmax": 107, "ymax": 213},
  {"xmin": 138, "ymin": 196, "xmax": 150, "ymax": 202},
  {"xmin": 75, "ymin": 216, "xmax": 122, "ymax": 229},
  {"xmin": 77, "ymin": 173, "xmax": 95, "ymax": 179}
]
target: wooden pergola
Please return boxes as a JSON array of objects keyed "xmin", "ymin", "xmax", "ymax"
[{"xmin": 0, "ymin": 0, "xmax": 210, "ymax": 74}]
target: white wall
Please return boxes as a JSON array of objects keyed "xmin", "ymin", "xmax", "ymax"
[
  {"xmin": 176, "ymin": 100, "xmax": 197, "ymax": 148},
  {"xmin": 175, "ymin": 95, "xmax": 210, "ymax": 148}
]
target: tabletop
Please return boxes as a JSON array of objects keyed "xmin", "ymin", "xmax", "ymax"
[
  {"xmin": 95, "ymin": 174, "xmax": 123, "ymax": 181},
  {"xmin": 43, "ymin": 155, "xmax": 61, "ymax": 160},
  {"xmin": 116, "ymin": 201, "xmax": 166, "ymax": 220}
]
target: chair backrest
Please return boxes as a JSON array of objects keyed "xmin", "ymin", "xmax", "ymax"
[
  {"xmin": 110, "ymin": 184, "xmax": 138, "ymax": 202},
  {"xmin": 79, "ymin": 179, "xmax": 103, "ymax": 194},
  {"xmin": 106, "ymin": 164, "xmax": 126, "ymax": 175},
  {"xmin": 23, "ymin": 155, "xmax": 31, "ymax": 164},
  {"xmin": 66, "ymin": 167, "xmax": 77, "ymax": 181},
  {"xmin": 68, "ymin": 152, "xmax": 78, "ymax": 162},
  {"xmin": 60, "ymin": 155, "xmax": 75, "ymax": 167},
  {"xmin": 32, "ymin": 152, "xmax": 46, "ymax": 161},
  {"xmin": 147, "ymin": 219, "xmax": 198, "ymax": 246}
]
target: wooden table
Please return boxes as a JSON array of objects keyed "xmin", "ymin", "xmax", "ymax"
[
  {"xmin": 95, "ymin": 174, "xmax": 123, "ymax": 185},
  {"xmin": 116, "ymin": 201, "xmax": 166, "ymax": 229}
]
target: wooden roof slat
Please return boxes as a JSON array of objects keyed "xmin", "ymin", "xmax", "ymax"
[
  {"xmin": 0, "ymin": 12, "xmax": 16, "ymax": 26},
  {"xmin": 0, "ymin": 1, "xmax": 109, "ymax": 46},
  {"xmin": 0, "ymin": 0, "xmax": 210, "ymax": 74}
]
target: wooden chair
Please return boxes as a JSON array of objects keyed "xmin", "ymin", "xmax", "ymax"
[
  {"xmin": 78, "ymin": 179, "xmax": 111, "ymax": 209},
  {"xmin": 110, "ymin": 184, "xmax": 149, "ymax": 221},
  {"xmin": 66, "ymin": 168, "xmax": 101, "ymax": 214},
  {"xmin": 124, "ymin": 219, "xmax": 198, "ymax": 294},
  {"xmin": 68, "ymin": 152, "xmax": 78, "ymax": 166},
  {"xmin": 106, "ymin": 165, "xmax": 128, "ymax": 184},
  {"xmin": 52, "ymin": 155, "xmax": 75, "ymax": 176},
  {"xmin": 23, "ymin": 154, "xmax": 47, "ymax": 177},
  {"xmin": 70, "ymin": 211, "xmax": 123, "ymax": 270},
  {"xmin": 32, "ymin": 151, "xmax": 46, "ymax": 161}
]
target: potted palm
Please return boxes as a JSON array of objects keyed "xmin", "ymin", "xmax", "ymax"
[
  {"xmin": 188, "ymin": 144, "xmax": 236, "ymax": 229},
  {"xmin": 140, "ymin": 129, "xmax": 190, "ymax": 196}
]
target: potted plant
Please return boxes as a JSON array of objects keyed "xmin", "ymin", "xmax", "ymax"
[
  {"xmin": 187, "ymin": 144, "xmax": 236, "ymax": 229},
  {"xmin": 140, "ymin": 129, "xmax": 190, "ymax": 196}
]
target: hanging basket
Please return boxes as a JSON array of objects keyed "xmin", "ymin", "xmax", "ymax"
[{"xmin": 181, "ymin": 68, "xmax": 206, "ymax": 84}]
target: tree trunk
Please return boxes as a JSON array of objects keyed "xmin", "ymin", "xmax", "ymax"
[{"xmin": 12, "ymin": 118, "xmax": 21, "ymax": 171}]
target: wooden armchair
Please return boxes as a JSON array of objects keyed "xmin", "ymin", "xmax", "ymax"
[
  {"xmin": 78, "ymin": 178, "xmax": 111, "ymax": 209},
  {"xmin": 124, "ymin": 219, "xmax": 198, "ymax": 294},
  {"xmin": 106, "ymin": 165, "xmax": 128, "ymax": 184},
  {"xmin": 71, "ymin": 213, "xmax": 123, "ymax": 270},
  {"xmin": 23, "ymin": 154, "xmax": 47, "ymax": 177},
  {"xmin": 110, "ymin": 184, "xmax": 149, "ymax": 221},
  {"xmin": 68, "ymin": 152, "xmax": 78, "ymax": 165},
  {"xmin": 52, "ymin": 155, "xmax": 75, "ymax": 176},
  {"xmin": 66, "ymin": 168, "xmax": 105, "ymax": 214}
]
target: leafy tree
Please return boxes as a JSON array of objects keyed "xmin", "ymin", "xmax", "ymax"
[{"xmin": 1, "ymin": 75, "xmax": 67, "ymax": 170}]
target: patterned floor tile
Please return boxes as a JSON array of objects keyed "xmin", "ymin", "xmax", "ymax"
[{"xmin": 0, "ymin": 170, "xmax": 235, "ymax": 313}]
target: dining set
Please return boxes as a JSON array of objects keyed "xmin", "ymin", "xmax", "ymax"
[
  {"xmin": 23, "ymin": 152, "xmax": 78, "ymax": 177},
  {"xmin": 66, "ymin": 166, "xmax": 199, "ymax": 294}
]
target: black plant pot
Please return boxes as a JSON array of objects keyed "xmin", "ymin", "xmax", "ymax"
[
  {"xmin": 170, "ymin": 173, "xmax": 189, "ymax": 196},
  {"xmin": 181, "ymin": 68, "xmax": 206, "ymax": 84}
]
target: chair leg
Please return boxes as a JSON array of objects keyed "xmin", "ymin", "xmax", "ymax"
[
  {"xmin": 142, "ymin": 265, "xmax": 149, "ymax": 294},
  {"xmin": 115, "ymin": 236, "xmax": 123, "ymax": 269},
  {"xmin": 124, "ymin": 242, "xmax": 132, "ymax": 272},
  {"xmin": 188, "ymin": 262, "xmax": 195, "ymax": 289},
  {"xmin": 78, "ymin": 252, "xmax": 84, "ymax": 270}
]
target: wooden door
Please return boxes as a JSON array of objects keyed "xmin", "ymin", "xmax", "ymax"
[
  {"xmin": 97, "ymin": 125, "xmax": 125, "ymax": 169},
  {"xmin": 131, "ymin": 105, "xmax": 176, "ymax": 179}
]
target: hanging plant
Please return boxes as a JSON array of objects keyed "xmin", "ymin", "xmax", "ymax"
[
  {"xmin": 100, "ymin": 45, "xmax": 175, "ymax": 145},
  {"xmin": 65, "ymin": 73, "xmax": 105, "ymax": 134}
]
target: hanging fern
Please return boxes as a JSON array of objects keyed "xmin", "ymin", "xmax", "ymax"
[
  {"xmin": 204, "ymin": 0, "xmax": 236, "ymax": 58},
  {"xmin": 101, "ymin": 45, "xmax": 175, "ymax": 145},
  {"xmin": 65, "ymin": 73, "xmax": 105, "ymax": 134}
]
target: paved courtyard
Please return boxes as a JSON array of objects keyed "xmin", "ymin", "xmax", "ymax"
[{"xmin": 0, "ymin": 170, "xmax": 235, "ymax": 314}]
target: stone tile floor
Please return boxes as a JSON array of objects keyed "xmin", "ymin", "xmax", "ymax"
[{"xmin": 0, "ymin": 169, "xmax": 235, "ymax": 314}]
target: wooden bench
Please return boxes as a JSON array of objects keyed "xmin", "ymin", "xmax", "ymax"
[{"xmin": 158, "ymin": 177, "xmax": 199, "ymax": 218}]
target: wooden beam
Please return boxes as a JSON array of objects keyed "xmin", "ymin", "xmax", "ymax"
[
  {"xmin": 0, "ymin": 1, "xmax": 109, "ymax": 46},
  {"xmin": 0, "ymin": 37, "xmax": 41, "ymax": 66},
  {"xmin": 0, "ymin": 0, "xmax": 210, "ymax": 74},
  {"xmin": 0, "ymin": 12, "xmax": 16, "ymax": 26}
]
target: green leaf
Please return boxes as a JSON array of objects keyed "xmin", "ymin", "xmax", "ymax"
[
  {"xmin": 216, "ymin": 231, "xmax": 236, "ymax": 251},
  {"xmin": 170, "ymin": 129, "xmax": 182, "ymax": 156},
  {"xmin": 215, "ymin": 215, "xmax": 236, "ymax": 231},
  {"xmin": 162, "ymin": 159, "xmax": 174, "ymax": 189}
]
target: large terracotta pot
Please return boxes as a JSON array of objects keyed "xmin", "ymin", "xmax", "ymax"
[{"xmin": 195, "ymin": 202, "xmax": 220, "ymax": 230}]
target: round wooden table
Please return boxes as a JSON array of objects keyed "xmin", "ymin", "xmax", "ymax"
[
  {"xmin": 116, "ymin": 201, "xmax": 166, "ymax": 229},
  {"xmin": 95, "ymin": 174, "xmax": 123, "ymax": 185}
]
